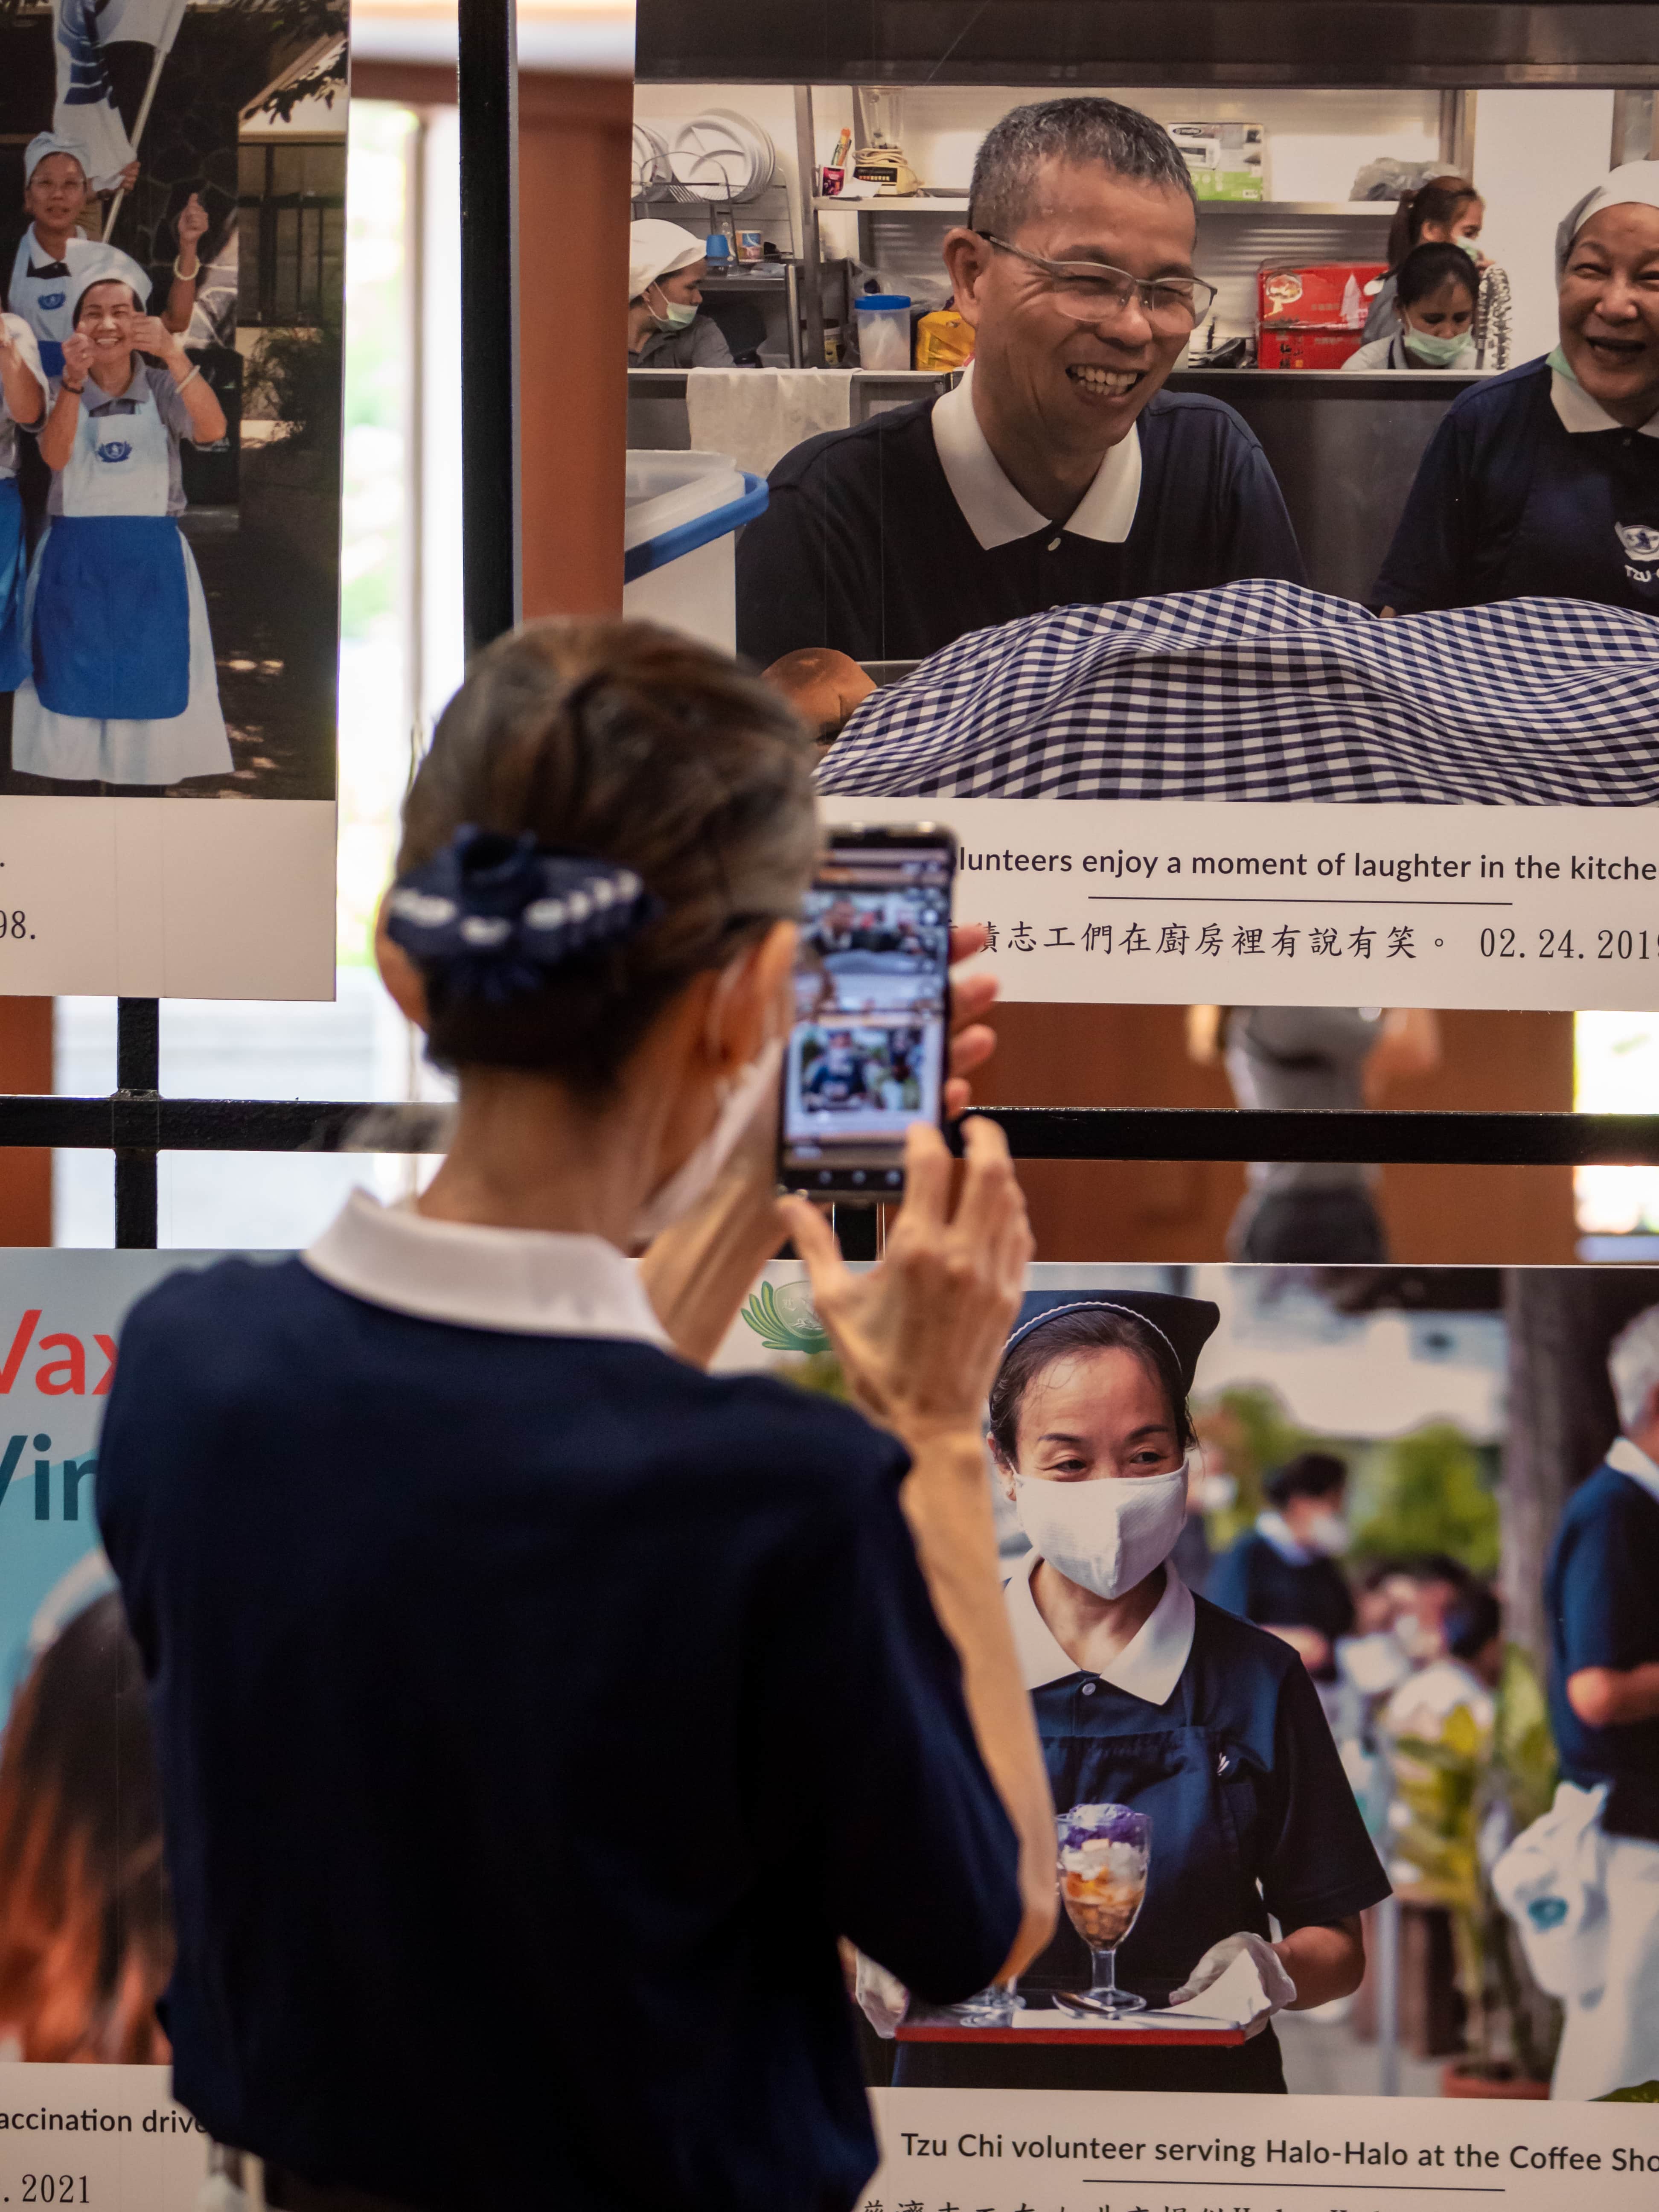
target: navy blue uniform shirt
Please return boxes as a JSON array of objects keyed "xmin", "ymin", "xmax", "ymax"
[
  {"xmin": 96, "ymin": 1206, "xmax": 1021, "ymax": 2212},
  {"xmin": 735, "ymin": 379, "xmax": 1305, "ymax": 667},
  {"xmin": 1374, "ymin": 356, "xmax": 1659, "ymax": 614},
  {"xmin": 1544, "ymin": 1451, "xmax": 1659, "ymax": 1842},
  {"xmin": 1207, "ymin": 1528, "xmax": 1356, "ymax": 1682}
]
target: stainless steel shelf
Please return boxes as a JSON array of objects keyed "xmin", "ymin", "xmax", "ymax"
[{"xmin": 814, "ymin": 195, "xmax": 1397, "ymax": 216}]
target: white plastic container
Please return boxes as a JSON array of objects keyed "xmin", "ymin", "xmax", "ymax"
[
  {"xmin": 623, "ymin": 449, "xmax": 747, "ymax": 650},
  {"xmin": 855, "ymin": 294, "xmax": 912, "ymax": 371}
]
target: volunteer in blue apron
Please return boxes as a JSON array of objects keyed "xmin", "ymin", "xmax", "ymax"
[
  {"xmin": 1376, "ymin": 160, "xmax": 1659, "ymax": 614},
  {"xmin": 0, "ymin": 314, "xmax": 46, "ymax": 692},
  {"xmin": 8, "ymin": 135, "xmax": 159, "ymax": 382},
  {"xmin": 895, "ymin": 1294, "xmax": 1390, "ymax": 2093},
  {"xmin": 11, "ymin": 277, "xmax": 232, "ymax": 786}
]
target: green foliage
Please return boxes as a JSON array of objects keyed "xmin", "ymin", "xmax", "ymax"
[
  {"xmin": 243, "ymin": 307, "xmax": 343, "ymax": 456},
  {"xmin": 1599, "ymin": 2080, "xmax": 1659, "ymax": 2101},
  {"xmin": 1354, "ymin": 1420, "xmax": 1499, "ymax": 1574},
  {"xmin": 1494, "ymin": 1642, "xmax": 1557, "ymax": 1834},
  {"xmin": 1193, "ymin": 1383, "xmax": 1319, "ymax": 1548}
]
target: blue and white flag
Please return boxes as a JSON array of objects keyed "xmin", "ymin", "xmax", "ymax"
[{"xmin": 53, "ymin": 0, "xmax": 187, "ymax": 191}]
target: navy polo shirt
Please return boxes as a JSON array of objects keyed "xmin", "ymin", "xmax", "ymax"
[
  {"xmin": 1207, "ymin": 1529, "xmax": 1356, "ymax": 1682},
  {"xmin": 1374, "ymin": 356, "xmax": 1659, "ymax": 614},
  {"xmin": 96, "ymin": 1231, "xmax": 1020, "ymax": 2212},
  {"xmin": 1544, "ymin": 1455, "xmax": 1659, "ymax": 1842},
  {"xmin": 735, "ymin": 385, "xmax": 1305, "ymax": 667}
]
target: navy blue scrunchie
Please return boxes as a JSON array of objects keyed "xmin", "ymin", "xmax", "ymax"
[{"xmin": 383, "ymin": 826, "xmax": 662, "ymax": 1004}]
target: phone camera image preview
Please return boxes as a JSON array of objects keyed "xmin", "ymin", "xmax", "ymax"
[{"xmin": 784, "ymin": 848, "xmax": 950, "ymax": 1179}]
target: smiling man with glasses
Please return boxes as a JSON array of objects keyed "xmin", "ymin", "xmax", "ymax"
[{"xmin": 736, "ymin": 97, "xmax": 1303, "ymax": 669}]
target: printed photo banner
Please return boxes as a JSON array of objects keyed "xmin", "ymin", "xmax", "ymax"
[
  {"xmin": 0, "ymin": 0, "xmax": 345, "ymax": 998},
  {"xmin": 818, "ymin": 796, "xmax": 1659, "ymax": 1014}
]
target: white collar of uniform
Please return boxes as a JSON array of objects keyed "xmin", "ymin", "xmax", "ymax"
[
  {"xmin": 1550, "ymin": 364, "xmax": 1659, "ymax": 439},
  {"xmin": 1605, "ymin": 1433, "xmax": 1659, "ymax": 1505},
  {"xmin": 303, "ymin": 1187, "xmax": 672, "ymax": 1347},
  {"xmin": 931, "ymin": 360, "xmax": 1141, "ymax": 549},
  {"xmin": 1254, "ymin": 1507, "xmax": 1316, "ymax": 1566},
  {"xmin": 1004, "ymin": 1546, "xmax": 1194, "ymax": 1703}
]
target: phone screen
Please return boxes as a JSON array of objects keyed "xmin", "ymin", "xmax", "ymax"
[{"xmin": 779, "ymin": 832, "xmax": 955, "ymax": 1194}]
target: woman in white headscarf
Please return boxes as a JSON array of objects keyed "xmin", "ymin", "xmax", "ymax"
[
  {"xmin": 626, "ymin": 218, "xmax": 732, "ymax": 367},
  {"xmin": 1373, "ymin": 160, "xmax": 1659, "ymax": 616}
]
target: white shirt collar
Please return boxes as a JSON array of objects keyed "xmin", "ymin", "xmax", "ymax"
[
  {"xmin": 303, "ymin": 1188, "xmax": 672, "ymax": 1347},
  {"xmin": 1550, "ymin": 366, "xmax": 1659, "ymax": 439},
  {"xmin": 1605, "ymin": 1433, "xmax": 1659, "ymax": 1505},
  {"xmin": 1004, "ymin": 1548, "xmax": 1195, "ymax": 1704},
  {"xmin": 1254, "ymin": 1508, "xmax": 1316, "ymax": 1566},
  {"xmin": 930, "ymin": 361, "xmax": 1142, "ymax": 550}
]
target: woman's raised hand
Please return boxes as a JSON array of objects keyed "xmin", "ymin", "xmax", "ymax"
[
  {"xmin": 59, "ymin": 331, "xmax": 93, "ymax": 386},
  {"xmin": 780, "ymin": 1115, "xmax": 1033, "ymax": 1449}
]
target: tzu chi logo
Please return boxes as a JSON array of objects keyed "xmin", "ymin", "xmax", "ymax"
[
  {"xmin": 1616, "ymin": 520, "xmax": 1659, "ymax": 584},
  {"xmin": 96, "ymin": 439, "xmax": 133, "ymax": 464}
]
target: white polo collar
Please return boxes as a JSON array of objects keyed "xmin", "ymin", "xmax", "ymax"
[
  {"xmin": 931, "ymin": 361, "xmax": 1142, "ymax": 550},
  {"xmin": 1004, "ymin": 1548, "xmax": 1194, "ymax": 1704},
  {"xmin": 303, "ymin": 1188, "xmax": 672, "ymax": 1346},
  {"xmin": 1606, "ymin": 1433, "xmax": 1659, "ymax": 1505},
  {"xmin": 1254, "ymin": 1508, "xmax": 1316, "ymax": 1566},
  {"xmin": 1550, "ymin": 363, "xmax": 1659, "ymax": 439}
]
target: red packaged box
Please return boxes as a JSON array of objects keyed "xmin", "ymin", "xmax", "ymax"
[
  {"xmin": 1257, "ymin": 262, "xmax": 1385, "ymax": 326},
  {"xmin": 1257, "ymin": 326, "xmax": 1365, "ymax": 370}
]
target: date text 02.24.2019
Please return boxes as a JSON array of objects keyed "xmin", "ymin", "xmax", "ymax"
[{"xmin": 1480, "ymin": 928, "xmax": 1658, "ymax": 960}]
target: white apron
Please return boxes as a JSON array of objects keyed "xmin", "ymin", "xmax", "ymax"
[
  {"xmin": 12, "ymin": 369, "xmax": 231, "ymax": 786},
  {"xmin": 6, "ymin": 233, "xmax": 151, "ymax": 382}
]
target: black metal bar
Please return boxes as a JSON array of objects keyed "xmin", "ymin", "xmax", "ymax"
[
  {"xmin": 12, "ymin": 1098, "xmax": 1659, "ymax": 1167},
  {"xmin": 114, "ymin": 998, "xmax": 161, "ymax": 1250},
  {"xmin": 458, "ymin": 0, "xmax": 519, "ymax": 653}
]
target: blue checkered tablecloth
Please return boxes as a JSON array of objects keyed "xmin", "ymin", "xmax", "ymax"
[{"xmin": 814, "ymin": 582, "xmax": 1659, "ymax": 806}]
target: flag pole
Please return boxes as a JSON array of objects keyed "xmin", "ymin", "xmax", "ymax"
[{"xmin": 101, "ymin": 38, "xmax": 169, "ymax": 239}]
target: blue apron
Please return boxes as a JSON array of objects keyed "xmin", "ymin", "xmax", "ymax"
[
  {"xmin": 0, "ymin": 480, "xmax": 26, "ymax": 693},
  {"xmin": 32, "ymin": 372, "xmax": 191, "ymax": 722},
  {"xmin": 893, "ymin": 1670, "xmax": 1289, "ymax": 2091}
]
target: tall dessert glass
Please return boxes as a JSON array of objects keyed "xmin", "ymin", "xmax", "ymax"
[{"xmin": 1057, "ymin": 1803, "xmax": 1151, "ymax": 2016}]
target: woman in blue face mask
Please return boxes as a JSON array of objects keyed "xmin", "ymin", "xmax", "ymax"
[
  {"xmin": 1344, "ymin": 242, "xmax": 1480, "ymax": 372},
  {"xmin": 626, "ymin": 218, "xmax": 733, "ymax": 367},
  {"xmin": 891, "ymin": 1294, "xmax": 1390, "ymax": 2095},
  {"xmin": 1360, "ymin": 175, "xmax": 1512, "ymax": 371}
]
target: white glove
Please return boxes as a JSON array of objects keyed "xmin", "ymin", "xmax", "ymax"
[
  {"xmin": 853, "ymin": 1948, "xmax": 910, "ymax": 2040},
  {"xmin": 1167, "ymin": 1930, "xmax": 1297, "ymax": 2019}
]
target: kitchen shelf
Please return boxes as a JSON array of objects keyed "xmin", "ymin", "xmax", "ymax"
[{"xmin": 814, "ymin": 195, "xmax": 1397, "ymax": 215}]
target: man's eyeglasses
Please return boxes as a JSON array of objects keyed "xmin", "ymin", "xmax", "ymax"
[{"xmin": 978, "ymin": 233, "xmax": 1217, "ymax": 333}]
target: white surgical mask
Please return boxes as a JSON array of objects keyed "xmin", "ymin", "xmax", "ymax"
[
  {"xmin": 648, "ymin": 282, "xmax": 699, "ymax": 332},
  {"xmin": 631, "ymin": 1036, "xmax": 783, "ymax": 1243},
  {"xmin": 1304, "ymin": 1508, "xmax": 1350, "ymax": 1557},
  {"xmin": 1403, "ymin": 324, "xmax": 1474, "ymax": 367},
  {"xmin": 1013, "ymin": 1456, "xmax": 1190, "ymax": 1600}
]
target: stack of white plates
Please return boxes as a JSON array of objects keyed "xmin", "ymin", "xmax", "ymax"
[
  {"xmin": 668, "ymin": 110, "xmax": 777, "ymax": 202},
  {"xmin": 632, "ymin": 122, "xmax": 672, "ymax": 195}
]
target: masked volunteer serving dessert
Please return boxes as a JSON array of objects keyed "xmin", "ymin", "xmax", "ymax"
[{"xmin": 894, "ymin": 1294, "xmax": 1390, "ymax": 2094}]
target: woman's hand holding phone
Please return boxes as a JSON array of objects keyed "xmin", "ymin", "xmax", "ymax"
[{"xmin": 641, "ymin": 923, "xmax": 998, "ymax": 1365}]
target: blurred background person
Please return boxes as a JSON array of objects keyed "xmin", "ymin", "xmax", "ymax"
[
  {"xmin": 1535, "ymin": 1302, "xmax": 1659, "ymax": 2098},
  {"xmin": 0, "ymin": 311, "xmax": 45, "ymax": 693},
  {"xmin": 1361, "ymin": 175, "xmax": 1512, "ymax": 372},
  {"xmin": 1345, "ymin": 242, "xmax": 1480, "ymax": 373},
  {"xmin": 1187, "ymin": 1005, "xmax": 1441, "ymax": 1261},
  {"xmin": 1208, "ymin": 1451, "xmax": 1355, "ymax": 1689},
  {"xmin": 0, "ymin": 1591, "xmax": 171, "ymax": 2064},
  {"xmin": 626, "ymin": 218, "xmax": 732, "ymax": 367}
]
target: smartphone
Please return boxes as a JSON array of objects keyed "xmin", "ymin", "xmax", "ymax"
[{"xmin": 777, "ymin": 824, "xmax": 955, "ymax": 1196}]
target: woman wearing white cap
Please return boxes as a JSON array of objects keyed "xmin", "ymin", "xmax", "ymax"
[
  {"xmin": 9, "ymin": 134, "xmax": 196, "ymax": 381},
  {"xmin": 1375, "ymin": 160, "xmax": 1659, "ymax": 614},
  {"xmin": 627, "ymin": 218, "xmax": 732, "ymax": 368}
]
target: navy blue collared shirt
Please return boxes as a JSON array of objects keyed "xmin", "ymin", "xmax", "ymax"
[
  {"xmin": 97, "ymin": 1229, "xmax": 1020, "ymax": 2212},
  {"xmin": 1544, "ymin": 1455, "xmax": 1659, "ymax": 1842}
]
